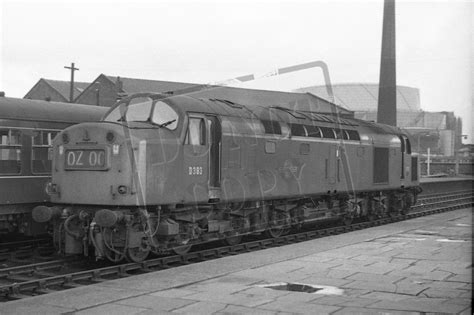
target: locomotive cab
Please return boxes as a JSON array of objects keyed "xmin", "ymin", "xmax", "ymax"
[
  {"xmin": 103, "ymin": 94, "xmax": 222, "ymax": 204},
  {"xmin": 47, "ymin": 94, "xmax": 190, "ymax": 206}
]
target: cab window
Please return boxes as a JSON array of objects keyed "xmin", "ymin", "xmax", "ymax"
[
  {"xmin": 0, "ymin": 129, "xmax": 22, "ymax": 174},
  {"xmin": 185, "ymin": 117, "xmax": 206, "ymax": 145},
  {"xmin": 126, "ymin": 98, "xmax": 152, "ymax": 122},
  {"xmin": 104, "ymin": 97, "xmax": 152, "ymax": 123},
  {"xmin": 32, "ymin": 130, "xmax": 58, "ymax": 174},
  {"xmin": 151, "ymin": 101, "xmax": 179, "ymax": 129},
  {"xmin": 399, "ymin": 135, "xmax": 405, "ymax": 152},
  {"xmin": 405, "ymin": 138, "xmax": 412, "ymax": 154}
]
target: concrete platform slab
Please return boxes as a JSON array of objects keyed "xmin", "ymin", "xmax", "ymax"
[{"xmin": 0, "ymin": 208, "xmax": 471, "ymax": 315}]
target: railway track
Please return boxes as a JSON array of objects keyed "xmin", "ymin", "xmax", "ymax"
[
  {"xmin": 0, "ymin": 238, "xmax": 54, "ymax": 266},
  {"xmin": 0, "ymin": 190, "xmax": 468, "ymax": 263},
  {"xmin": 0, "ymin": 191, "xmax": 471, "ymax": 302}
]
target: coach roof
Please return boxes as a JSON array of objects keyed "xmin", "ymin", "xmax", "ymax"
[{"xmin": 0, "ymin": 97, "xmax": 107, "ymax": 124}]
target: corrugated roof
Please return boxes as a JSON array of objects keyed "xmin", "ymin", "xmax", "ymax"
[
  {"xmin": 44, "ymin": 79, "xmax": 90, "ymax": 100},
  {"xmin": 295, "ymin": 83, "xmax": 420, "ymax": 112}
]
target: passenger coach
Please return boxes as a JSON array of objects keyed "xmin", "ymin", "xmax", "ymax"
[{"xmin": 0, "ymin": 97, "xmax": 106, "ymax": 235}]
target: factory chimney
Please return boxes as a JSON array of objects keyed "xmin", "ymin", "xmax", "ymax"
[{"xmin": 377, "ymin": 0, "xmax": 397, "ymax": 126}]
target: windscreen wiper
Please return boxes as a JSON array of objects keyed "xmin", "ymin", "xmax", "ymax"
[{"xmin": 157, "ymin": 119, "xmax": 176, "ymax": 128}]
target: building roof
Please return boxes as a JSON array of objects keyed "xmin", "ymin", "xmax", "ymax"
[
  {"xmin": 44, "ymin": 79, "xmax": 90, "ymax": 100},
  {"xmin": 295, "ymin": 83, "xmax": 420, "ymax": 112},
  {"xmin": 105, "ymin": 75, "xmax": 197, "ymax": 94},
  {"xmin": 86, "ymin": 74, "xmax": 352, "ymax": 115}
]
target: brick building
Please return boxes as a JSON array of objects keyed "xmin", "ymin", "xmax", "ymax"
[
  {"xmin": 74, "ymin": 74, "xmax": 197, "ymax": 107},
  {"xmin": 24, "ymin": 78, "xmax": 90, "ymax": 102}
]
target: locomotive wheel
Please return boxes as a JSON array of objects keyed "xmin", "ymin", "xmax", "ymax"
[
  {"xmin": 126, "ymin": 247, "xmax": 150, "ymax": 263},
  {"xmin": 102, "ymin": 227, "xmax": 125, "ymax": 263},
  {"xmin": 223, "ymin": 235, "xmax": 242, "ymax": 246},
  {"xmin": 367, "ymin": 213, "xmax": 377, "ymax": 222},
  {"xmin": 172, "ymin": 244, "xmax": 192, "ymax": 255},
  {"xmin": 342, "ymin": 216, "xmax": 353, "ymax": 226},
  {"xmin": 265, "ymin": 227, "xmax": 287, "ymax": 238},
  {"xmin": 388, "ymin": 211, "xmax": 398, "ymax": 219},
  {"xmin": 103, "ymin": 246, "xmax": 125, "ymax": 263},
  {"xmin": 401, "ymin": 198, "xmax": 412, "ymax": 215}
]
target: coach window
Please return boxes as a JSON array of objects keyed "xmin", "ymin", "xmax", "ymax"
[
  {"xmin": 151, "ymin": 101, "xmax": 179, "ymax": 130},
  {"xmin": 32, "ymin": 130, "xmax": 58, "ymax": 174},
  {"xmin": 0, "ymin": 129, "xmax": 22, "ymax": 174},
  {"xmin": 185, "ymin": 117, "xmax": 206, "ymax": 145}
]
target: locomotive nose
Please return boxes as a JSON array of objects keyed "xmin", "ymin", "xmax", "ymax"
[
  {"xmin": 58, "ymin": 123, "xmax": 124, "ymax": 148},
  {"xmin": 51, "ymin": 122, "xmax": 147, "ymax": 205}
]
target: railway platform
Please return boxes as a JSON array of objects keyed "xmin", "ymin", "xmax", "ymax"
[
  {"xmin": 1, "ymin": 208, "xmax": 471, "ymax": 315},
  {"xmin": 420, "ymin": 176, "xmax": 472, "ymax": 195}
]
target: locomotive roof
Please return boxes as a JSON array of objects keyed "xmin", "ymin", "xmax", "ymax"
[
  {"xmin": 170, "ymin": 95, "xmax": 405, "ymax": 136},
  {"xmin": 0, "ymin": 97, "xmax": 107, "ymax": 124},
  {"xmin": 113, "ymin": 93, "xmax": 405, "ymax": 137}
]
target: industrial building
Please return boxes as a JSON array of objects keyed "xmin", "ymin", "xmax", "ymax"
[
  {"xmin": 24, "ymin": 78, "xmax": 90, "ymax": 103},
  {"xmin": 296, "ymin": 83, "xmax": 463, "ymax": 157}
]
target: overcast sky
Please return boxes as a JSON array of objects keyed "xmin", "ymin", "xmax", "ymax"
[{"xmin": 0, "ymin": 0, "xmax": 472, "ymax": 142}]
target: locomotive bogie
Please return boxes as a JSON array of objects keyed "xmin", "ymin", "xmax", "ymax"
[{"xmin": 37, "ymin": 185, "xmax": 419, "ymax": 262}]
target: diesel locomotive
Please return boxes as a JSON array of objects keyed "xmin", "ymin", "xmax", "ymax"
[
  {"xmin": 33, "ymin": 93, "xmax": 421, "ymax": 262},
  {"xmin": 0, "ymin": 97, "xmax": 107, "ymax": 236}
]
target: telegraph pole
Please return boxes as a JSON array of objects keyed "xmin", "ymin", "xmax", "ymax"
[{"xmin": 64, "ymin": 62, "xmax": 79, "ymax": 103}]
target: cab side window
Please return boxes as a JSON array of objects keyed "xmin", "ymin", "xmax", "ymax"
[
  {"xmin": 32, "ymin": 130, "xmax": 58, "ymax": 174},
  {"xmin": 405, "ymin": 138, "xmax": 412, "ymax": 154},
  {"xmin": 185, "ymin": 117, "xmax": 206, "ymax": 145},
  {"xmin": 0, "ymin": 129, "xmax": 22, "ymax": 174}
]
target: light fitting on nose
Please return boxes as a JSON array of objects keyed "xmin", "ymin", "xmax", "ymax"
[
  {"xmin": 62, "ymin": 132, "xmax": 69, "ymax": 144},
  {"xmin": 106, "ymin": 131, "xmax": 115, "ymax": 143}
]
